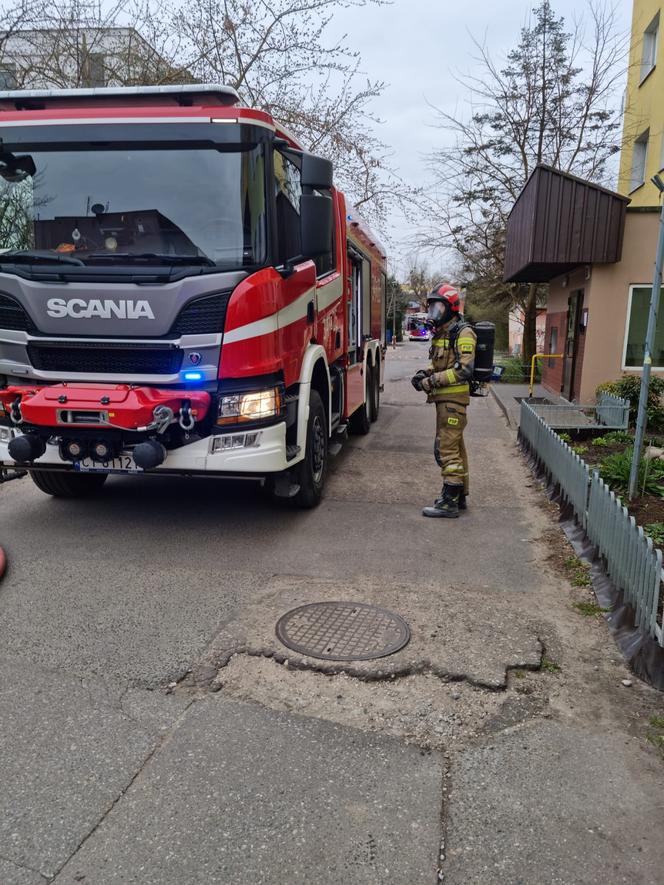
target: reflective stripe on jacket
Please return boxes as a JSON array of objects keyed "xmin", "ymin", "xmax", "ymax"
[{"xmin": 427, "ymin": 322, "xmax": 477, "ymax": 405}]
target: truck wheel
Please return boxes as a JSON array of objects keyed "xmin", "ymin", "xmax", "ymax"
[
  {"xmin": 30, "ymin": 470, "xmax": 108, "ymax": 498},
  {"xmin": 369, "ymin": 361, "xmax": 380, "ymax": 422},
  {"xmin": 291, "ymin": 390, "xmax": 328, "ymax": 509}
]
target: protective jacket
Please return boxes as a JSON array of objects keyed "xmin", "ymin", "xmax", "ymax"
[{"xmin": 425, "ymin": 319, "xmax": 477, "ymax": 406}]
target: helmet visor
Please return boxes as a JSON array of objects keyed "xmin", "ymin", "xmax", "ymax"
[{"xmin": 427, "ymin": 300, "xmax": 450, "ymax": 326}]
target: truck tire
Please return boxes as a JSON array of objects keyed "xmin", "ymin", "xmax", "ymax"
[
  {"xmin": 369, "ymin": 361, "xmax": 380, "ymax": 422},
  {"xmin": 29, "ymin": 470, "xmax": 108, "ymax": 498},
  {"xmin": 291, "ymin": 390, "xmax": 328, "ymax": 509}
]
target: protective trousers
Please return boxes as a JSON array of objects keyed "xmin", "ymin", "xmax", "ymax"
[{"xmin": 434, "ymin": 401, "xmax": 469, "ymax": 494}]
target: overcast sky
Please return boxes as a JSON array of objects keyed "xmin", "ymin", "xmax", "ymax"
[{"xmin": 328, "ymin": 0, "xmax": 633, "ymax": 277}]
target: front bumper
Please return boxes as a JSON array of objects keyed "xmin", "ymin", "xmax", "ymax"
[{"xmin": 0, "ymin": 421, "xmax": 291, "ymax": 476}]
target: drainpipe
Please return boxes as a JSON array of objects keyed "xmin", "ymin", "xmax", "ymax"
[{"xmin": 628, "ymin": 175, "xmax": 664, "ymax": 500}]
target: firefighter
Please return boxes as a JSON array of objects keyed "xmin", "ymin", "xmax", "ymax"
[{"xmin": 411, "ymin": 284, "xmax": 476, "ymax": 518}]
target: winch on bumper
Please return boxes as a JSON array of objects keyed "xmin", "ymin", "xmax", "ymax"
[{"xmin": 0, "ymin": 383, "xmax": 290, "ymax": 475}]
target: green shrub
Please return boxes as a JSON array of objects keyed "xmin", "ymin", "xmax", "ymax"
[
  {"xmin": 603, "ymin": 430, "xmax": 632, "ymax": 444},
  {"xmin": 599, "ymin": 447, "xmax": 664, "ymax": 496},
  {"xmin": 596, "ymin": 375, "xmax": 664, "ymax": 431},
  {"xmin": 558, "ymin": 432, "xmax": 572, "ymax": 443},
  {"xmin": 572, "ymin": 443, "xmax": 588, "ymax": 456},
  {"xmin": 495, "ymin": 356, "xmax": 542, "ymax": 383},
  {"xmin": 591, "ymin": 436, "xmax": 609, "ymax": 446},
  {"xmin": 645, "ymin": 523, "xmax": 664, "ymax": 546}
]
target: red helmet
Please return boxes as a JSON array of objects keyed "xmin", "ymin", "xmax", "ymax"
[{"xmin": 426, "ymin": 284, "xmax": 461, "ymax": 326}]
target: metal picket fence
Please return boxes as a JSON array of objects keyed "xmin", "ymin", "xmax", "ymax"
[
  {"xmin": 524, "ymin": 392, "xmax": 630, "ymax": 432},
  {"xmin": 519, "ymin": 400, "xmax": 590, "ymax": 527},
  {"xmin": 520, "ymin": 399, "xmax": 664, "ymax": 648}
]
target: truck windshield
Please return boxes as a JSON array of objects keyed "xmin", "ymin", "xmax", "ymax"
[{"xmin": 0, "ymin": 144, "xmax": 267, "ymax": 270}]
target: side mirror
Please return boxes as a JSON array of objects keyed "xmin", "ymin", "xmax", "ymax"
[
  {"xmin": 301, "ymin": 152, "xmax": 333, "ymax": 190},
  {"xmin": 0, "ymin": 152, "xmax": 36, "ymax": 183},
  {"xmin": 300, "ymin": 193, "xmax": 333, "ymax": 259}
]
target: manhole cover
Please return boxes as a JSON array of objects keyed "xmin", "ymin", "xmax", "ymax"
[{"xmin": 275, "ymin": 602, "xmax": 410, "ymax": 662}]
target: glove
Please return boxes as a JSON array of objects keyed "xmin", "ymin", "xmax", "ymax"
[
  {"xmin": 411, "ymin": 370, "xmax": 428, "ymax": 391},
  {"xmin": 420, "ymin": 376, "xmax": 433, "ymax": 394}
]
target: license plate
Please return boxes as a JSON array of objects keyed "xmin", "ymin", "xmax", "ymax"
[{"xmin": 74, "ymin": 454, "xmax": 143, "ymax": 474}]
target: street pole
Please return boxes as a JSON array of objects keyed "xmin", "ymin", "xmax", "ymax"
[
  {"xmin": 393, "ymin": 287, "xmax": 397, "ymax": 348},
  {"xmin": 628, "ymin": 175, "xmax": 664, "ymax": 500}
]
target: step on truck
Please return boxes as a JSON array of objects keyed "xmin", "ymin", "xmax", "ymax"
[{"xmin": 0, "ymin": 84, "xmax": 387, "ymax": 506}]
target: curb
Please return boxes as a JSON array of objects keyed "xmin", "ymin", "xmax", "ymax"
[{"xmin": 490, "ymin": 386, "xmax": 516, "ymax": 428}]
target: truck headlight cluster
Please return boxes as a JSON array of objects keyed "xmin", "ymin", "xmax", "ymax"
[{"xmin": 217, "ymin": 387, "xmax": 282, "ymax": 426}]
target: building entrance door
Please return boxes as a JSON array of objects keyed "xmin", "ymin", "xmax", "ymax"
[{"xmin": 562, "ymin": 290, "xmax": 583, "ymax": 401}]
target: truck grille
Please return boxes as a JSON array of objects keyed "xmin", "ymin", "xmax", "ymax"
[
  {"xmin": 0, "ymin": 293, "xmax": 37, "ymax": 333},
  {"xmin": 27, "ymin": 342, "xmax": 184, "ymax": 375},
  {"xmin": 0, "ymin": 290, "xmax": 231, "ymax": 337},
  {"xmin": 169, "ymin": 291, "xmax": 231, "ymax": 335}
]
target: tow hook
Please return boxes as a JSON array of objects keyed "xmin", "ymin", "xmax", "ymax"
[
  {"xmin": 179, "ymin": 400, "xmax": 195, "ymax": 434},
  {"xmin": 10, "ymin": 396, "xmax": 23, "ymax": 426}
]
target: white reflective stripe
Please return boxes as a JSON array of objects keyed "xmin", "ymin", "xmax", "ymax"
[
  {"xmin": 223, "ymin": 288, "xmax": 314, "ymax": 344},
  {"xmin": 317, "ymin": 275, "xmax": 343, "ymax": 311},
  {"xmin": 223, "ymin": 314, "xmax": 277, "ymax": 344},
  {"xmin": 0, "ymin": 117, "xmax": 212, "ymax": 126}
]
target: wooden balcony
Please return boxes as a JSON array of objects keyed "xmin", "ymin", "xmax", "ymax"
[{"xmin": 504, "ymin": 165, "xmax": 629, "ymax": 283}]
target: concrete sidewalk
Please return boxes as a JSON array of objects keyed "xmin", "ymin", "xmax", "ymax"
[
  {"xmin": 1, "ymin": 342, "xmax": 664, "ymax": 884},
  {"xmin": 490, "ymin": 380, "xmax": 563, "ymax": 427}
]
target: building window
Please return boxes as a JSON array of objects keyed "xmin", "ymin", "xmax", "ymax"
[
  {"xmin": 624, "ymin": 285, "xmax": 664, "ymax": 369},
  {"xmin": 630, "ymin": 129, "xmax": 649, "ymax": 192},
  {"xmin": 83, "ymin": 52, "xmax": 106, "ymax": 87},
  {"xmin": 641, "ymin": 12, "xmax": 660, "ymax": 83},
  {"xmin": 0, "ymin": 64, "xmax": 17, "ymax": 89}
]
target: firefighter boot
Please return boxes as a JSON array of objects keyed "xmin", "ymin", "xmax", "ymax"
[
  {"xmin": 458, "ymin": 491, "xmax": 467, "ymax": 511},
  {"xmin": 422, "ymin": 484, "xmax": 461, "ymax": 518}
]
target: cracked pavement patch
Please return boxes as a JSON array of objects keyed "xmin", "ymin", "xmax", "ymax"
[
  {"xmin": 207, "ymin": 654, "xmax": 554, "ymax": 751},
  {"xmin": 187, "ymin": 575, "xmax": 544, "ymax": 690},
  {"xmin": 0, "ymin": 659, "xmax": 190, "ymax": 879},
  {"xmin": 53, "ymin": 697, "xmax": 444, "ymax": 885}
]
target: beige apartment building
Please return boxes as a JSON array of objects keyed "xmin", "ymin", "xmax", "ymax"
[{"xmin": 505, "ymin": 0, "xmax": 664, "ymax": 403}]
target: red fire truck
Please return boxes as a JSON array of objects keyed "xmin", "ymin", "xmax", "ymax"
[{"xmin": 0, "ymin": 85, "xmax": 386, "ymax": 507}]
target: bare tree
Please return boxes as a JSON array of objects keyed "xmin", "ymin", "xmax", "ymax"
[
  {"xmin": 420, "ymin": 0, "xmax": 627, "ymax": 363},
  {"xmin": 0, "ymin": 0, "xmax": 410, "ymax": 228}
]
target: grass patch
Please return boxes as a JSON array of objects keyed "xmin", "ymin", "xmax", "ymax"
[
  {"xmin": 572, "ymin": 601, "xmax": 608, "ymax": 616},
  {"xmin": 646, "ymin": 714, "xmax": 664, "ymax": 757},
  {"xmin": 564, "ymin": 556, "xmax": 592, "ymax": 587},
  {"xmin": 541, "ymin": 657, "xmax": 561, "ymax": 673}
]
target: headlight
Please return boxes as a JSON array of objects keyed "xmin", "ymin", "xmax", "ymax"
[{"xmin": 217, "ymin": 386, "xmax": 283, "ymax": 426}]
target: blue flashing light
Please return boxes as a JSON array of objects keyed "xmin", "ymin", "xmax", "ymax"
[{"xmin": 183, "ymin": 371, "xmax": 203, "ymax": 381}]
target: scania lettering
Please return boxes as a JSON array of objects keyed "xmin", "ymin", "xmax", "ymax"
[
  {"xmin": 46, "ymin": 299, "xmax": 156, "ymax": 320},
  {"xmin": 0, "ymin": 85, "xmax": 387, "ymax": 506}
]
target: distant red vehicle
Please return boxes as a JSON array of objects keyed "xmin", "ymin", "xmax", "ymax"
[{"xmin": 407, "ymin": 314, "xmax": 430, "ymax": 341}]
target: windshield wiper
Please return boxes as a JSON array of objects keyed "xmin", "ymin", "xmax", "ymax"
[
  {"xmin": 86, "ymin": 252, "xmax": 216, "ymax": 267},
  {"xmin": 0, "ymin": 249, "xmax": 85, "ymax": 266}
]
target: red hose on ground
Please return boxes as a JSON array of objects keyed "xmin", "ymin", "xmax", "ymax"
[{"xmin": 0, "ymin": 546, "xmax": 6, "ymax": 581}]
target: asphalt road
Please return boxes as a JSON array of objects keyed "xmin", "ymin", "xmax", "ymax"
[
  {"xmin": 3, "ymin": 342, "xmax": 664, "ymax": 884},
  {"xmin": 0, "ymin": 342, "xmax": 457, "ymax": 883}
]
